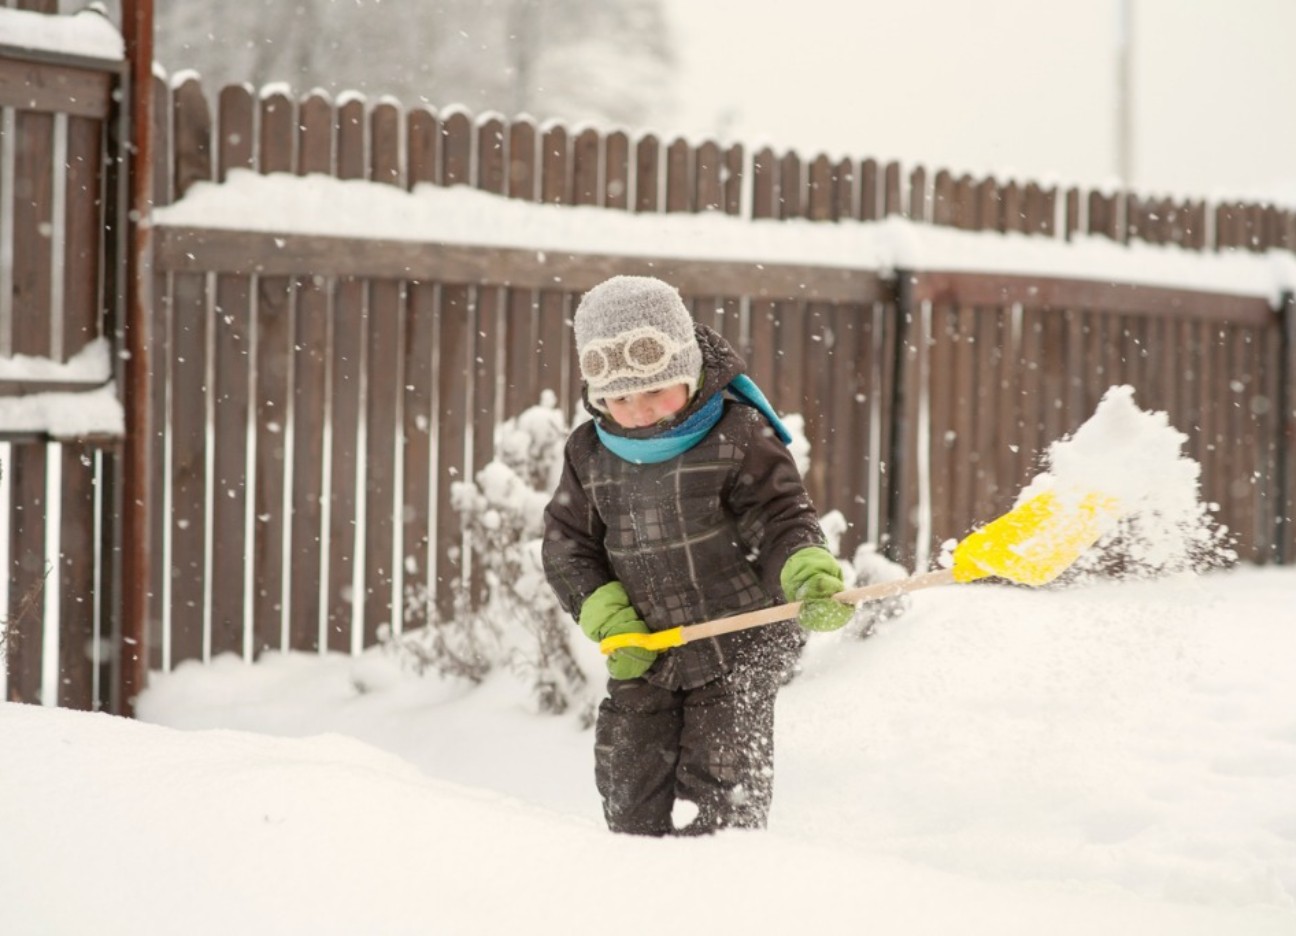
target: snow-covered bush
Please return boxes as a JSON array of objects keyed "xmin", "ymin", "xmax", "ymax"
[
  {"xmin": 820, "ymin": 508, "xmax": 911, "ymax": 638},
  {"xmin": 391, "ymin": 392, "xmax": 598, "ymax": 725}
]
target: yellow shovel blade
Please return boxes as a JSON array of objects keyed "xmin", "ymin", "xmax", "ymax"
[
  {"xmin": 600, "ymin": 627, "xmax": 684, "ymax": 655},
  {"xmin": 952, "ymin": 489, "xmax": 1121, "ymax": 587}
]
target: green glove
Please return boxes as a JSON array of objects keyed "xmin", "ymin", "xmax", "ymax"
[
  {"xmin": 780, "ymin": 546, "xmax": 854, "ymax": 632},
  {"xmin": 579, "ymin": 581, "xmax": 658, "ymax": 680}
]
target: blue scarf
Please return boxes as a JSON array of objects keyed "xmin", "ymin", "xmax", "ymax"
[{"xmin": 595, "ymin": 374, "xmax": 791, "ymax": 465}]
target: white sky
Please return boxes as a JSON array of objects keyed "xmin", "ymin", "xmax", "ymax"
[{"xmin": 663, "ymin": 0, "xmax": 1296, "ymax": 205}]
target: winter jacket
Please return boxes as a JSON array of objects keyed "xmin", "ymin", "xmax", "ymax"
[{"xmin": 542, "ymin": 324, "xmax": 826, "ymax": 690}]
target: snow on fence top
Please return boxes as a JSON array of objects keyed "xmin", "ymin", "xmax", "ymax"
[
  {"xmin": 0, "ymin": 7, "xmax": 124, "ymax": 62},
  {"xmin": 155, "ymin": 169, "xmax": 1296, "ymax": 306},
  {"xmin": 0, "ymin": 338, "xmax": 122, "ymax": 439}
]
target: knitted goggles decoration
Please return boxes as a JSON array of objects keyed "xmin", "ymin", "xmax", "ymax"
[{"xmin": 579, "ymin": 327, "xmax": 691, "ymax": 390}]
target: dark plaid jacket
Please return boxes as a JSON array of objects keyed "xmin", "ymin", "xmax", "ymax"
[{"xmin": 542, "ymin": 325, "xmax": 825, "ymax": 690}]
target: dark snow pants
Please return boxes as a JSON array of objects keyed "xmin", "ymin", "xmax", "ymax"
[{"xmin": 593, "ymin": 668, "xmax": 780, "ymax": 836}]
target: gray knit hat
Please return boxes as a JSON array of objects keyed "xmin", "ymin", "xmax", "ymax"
[{"xmin": 573, "ymin": 276, "xmax": 702, "ymax": 409}]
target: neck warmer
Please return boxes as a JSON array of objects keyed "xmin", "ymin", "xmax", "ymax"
[{"xmin": 594, "ymin": 374, "xmax": 792, "ymax": 465}]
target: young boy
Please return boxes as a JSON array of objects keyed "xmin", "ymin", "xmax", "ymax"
[{"xmin": 542, "ymin": 275, "xmax": 853, "ymax": 836}]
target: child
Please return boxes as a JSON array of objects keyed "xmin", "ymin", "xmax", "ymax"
[{"xmin": 542, "ymin": 275, "xmax": 853, "ymax": 836}]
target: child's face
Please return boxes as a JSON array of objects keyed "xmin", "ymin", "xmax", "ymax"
[{"xmin": 604, "ymin": 383, "xmax": 691, "ymax": 428}]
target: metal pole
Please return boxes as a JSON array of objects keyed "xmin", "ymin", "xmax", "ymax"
[
  {"xmin": 119, "ymin": 0, "xmax": 154, "ymax": 716},
  {"xmin": 1116, "ymin": 0, "xmax": 1135, "ymax": 186}
]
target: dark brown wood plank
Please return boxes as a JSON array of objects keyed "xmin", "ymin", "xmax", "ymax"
[
  {"xmin": 361, "ymin": 101, "xmax": 405, "ymax": 646},
  {"xmin": 948, "ymin": 305, "xmax": 974, "ymax": 536},
  {"xmin": 250, "ymin": 88, "xmax": 296, "ymax": 655},
  {"xmin": 0, "ymin": 57, "xmax": 113, "ymax": 119},
  {"xmin": 12, "ymin": 109, "xmax": 54, "ymax": 358},
  {"xmin": 289, "ymin": 274, "xmax": 328, "ymax": 650},
  {"xmin": 443, "ymin": 111, "xmax": 473, "ymax": 187},
  {"xmin": 6, "ymin": 444, "xmax": 48, "ymax": 703},
  {"xmin": 507, "ymin": 118, "xmax": 535, "ymax": 200},
  {"xmin": 696, "ymin": 140, "xmax": 723, "ymax": 212},
  {"xmin": 857, "ymin": 159, "xmax": 878, "ymax": 221},
  {"xmin": 297, "ymin": 91, "xmax": 334, "ymax": 176},
  {"xmin": 604, "ymin": 131, "xmax": 629, "ymax": 210},
  {"xmin": 666, "ymin": 138, "xmax": 692, "ymax": 213},
  {"xmin": 168, "ymin": 267, "xmax": 208, "ymax": 666},
  {"xmin": 907, "ymin": 271, "xmax": 1273, "ymax": 326},
  {"xmin": 62, "ymin": 115, "xmax": 102, "ymax": 358},
  {"xmin": 883, "ymin": 161, "xmax": 902, "ymax": 217},
  {"xmin": 325, "ymin": 97, "xmax": 367, "ymax": 652},
  {"xmin": 434, "ymin": 283, "xmax": 470, "ymax": 620},
  {"xmin": 801, "ymin": 302, "xmax": 832, "ymax": 508},
  {"xmin": 827, "ymin": 302, "xmax": 865, "ymax": 551},
  {"xmin": 171, "ymin": 75, "xmax": 211, "ymax": 200},
  {"xmin": 400, "ymin": 108, "xmax": 441, "ymax": 614},
  {"xmin": 402, "ymin": 276, "xmax": 436, "ymax": 612},
  {"xmin": 209, "ymin": 83, "xmax": 254, "ymax": 658},
  {"xmin": 1016, "ymin": 308, "xmax": 1045, "ymax": 491},
  {"xmin": 154, "ymin": 227, "xmax": 888, "ymax": 305},
  {"xmin": 573, "ymin": 127, "xmax": 599, "ymax": 206},
  {"xmin": 251, "ymin": 271, "xmax": 292, "ymax": 655},
  {"xmin": 217, "ymin": 84, "xmax": 254, "ymax": 180},
  {"xmin": 478, "ymin": 116, "xmax": 507, "ymax": 196},
  {"xmin": 634, "ymin": 134, "xmax": 659, "ymax": 213},
  {"xmin": 57, "ymin": 444, "xmax": 96, "ymax": 709},
  {"xmin": 284, "ymin": 91, "xmax": 335, "ymax": 650},
  {"xmin": 807, "ymin": 155, "xmax": 833, "ymax": 222},
  {"xmin": 724, "ymin": 144, "xmax": 743, "ymax": 216},
  {"xmin": 746, "ymin": 147, "xmax": 778, "ymax": 382},
  {"xmin": 779, "ymin": 151, "xmax": 802, "ymax": 219}
]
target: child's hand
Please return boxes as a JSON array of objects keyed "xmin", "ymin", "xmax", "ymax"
[
  {"xmin": 780, "ymin": 546, "xmax": 855, "ymax": 633},
  {"xmin": 579, "ymin": 581, "xmax": 659, "ymax": 679}
]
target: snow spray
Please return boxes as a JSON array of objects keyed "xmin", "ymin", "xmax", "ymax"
[{"xmin": 1017, "ymin": 385, "xmax": 1235, "ymax": 579}]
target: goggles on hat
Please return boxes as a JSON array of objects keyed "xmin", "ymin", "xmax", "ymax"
[{"xmin": 580, "ymin": 327, "xmax": 692, "ymax": 390}]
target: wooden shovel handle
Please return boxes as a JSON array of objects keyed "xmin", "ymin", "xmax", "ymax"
[{"xmin": 600, "ymin": 568, "xmax": 956, "ymax": 654}]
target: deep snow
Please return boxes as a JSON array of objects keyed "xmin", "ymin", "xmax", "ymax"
[
  {"xmin": 3, "ymin": 387, "xmax": 1295, "ymax": 934},
  {"xmin": 2, "ymin": 569, "xmax": 1294, "ymax": 934}
]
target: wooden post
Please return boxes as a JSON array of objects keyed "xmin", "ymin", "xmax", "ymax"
[
  {"xmin": 120, "ymin": 0, "xmax": 155, "ymax": 716},
  {"xmin": 1279, "ymin": 293, "xmax": 1296, "ymax": 564}
]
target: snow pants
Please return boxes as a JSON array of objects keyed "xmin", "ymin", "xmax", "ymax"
[{"xmin": 593, "ymin": 667, "xmax": 780, "ymax": 836}]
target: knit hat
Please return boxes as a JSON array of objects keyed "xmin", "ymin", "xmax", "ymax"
[{"xmin": 574, "ymin": 276, "xmax": 702, "ymax": 409}]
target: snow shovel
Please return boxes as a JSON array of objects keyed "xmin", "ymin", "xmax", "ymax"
[{"xmin": 599, "ymin": 488, "xmax": 1121, "ymax": 655}]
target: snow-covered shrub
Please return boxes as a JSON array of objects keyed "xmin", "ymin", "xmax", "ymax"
[
  {"xmin": 392, "ymin": 392, "xmax": 598, "ymax": 725},
  {"xmin": 820, "ymin": 508, "xmax": 911, "ymax": 638}
]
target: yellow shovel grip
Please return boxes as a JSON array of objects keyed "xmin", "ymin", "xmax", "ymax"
[{"xmin": 599, "ymin": 627, "xmax": 684, "ymax": 656}]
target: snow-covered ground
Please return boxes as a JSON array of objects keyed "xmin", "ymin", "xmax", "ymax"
[
  {"xmin": 4, "ymin": 384, "xmax": 1293, "ymax": 934},
  {"xmin": 3, "ymin": 566, "xmax": 1294, "ymax": 934}
]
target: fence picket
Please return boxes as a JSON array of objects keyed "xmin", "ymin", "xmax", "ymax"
[
  {"xmin": 168, "ymin": 77, "xmax": 212, "ymax": 666},
  {"xmin": 6, "ymin": 446, "xmax": 46, "ymax": 702},
  {"xmin": 362, "ymin": 100, "xmax": 405, "ymax": 645},
  {"xmin": 666, "ymin": 138, "xmax": 692, "ymax": 213},
  {"xmin": 605, "ymin": 130, "xmax": 629, "ymax": 210},
  {"xmin": 634, "ymin": 133, "xmax": 659, "ymax": 213},
  {"xmin": 858, "ymin": 158, "xmax": 879, "ymax": 221},
  {"xmin": 288, "ymin": 91, "xmax": 335, "ymax": 652},
  {"xmin": 504, "ymin": 119, "xmax": 540, "ymax": 418},
  {"xmin": 401, "ymin": 107, "xmax": 440, "ymax": 619},
  {"xmin": 326, "ymin": 96, "xmax": 368, "ymax": 651},
  {"xmin": 210, "ymin": 84, "xmax": 254, "ymax": 658}
]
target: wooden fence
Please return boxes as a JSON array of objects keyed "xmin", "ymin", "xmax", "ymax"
[
  {"xmin": 5, "ymin": 67, "xmax": 1295, "ymax": 711},
  {"xmin": 1, "ymin": 32, "xmax": 125, "ymax": 709}
]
